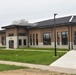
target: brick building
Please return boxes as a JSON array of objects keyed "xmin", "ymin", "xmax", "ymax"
[{"xmin": 1, "ymin": 15, "xmax": 76, "ymax": 49}]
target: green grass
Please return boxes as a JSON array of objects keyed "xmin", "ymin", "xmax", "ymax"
[
  {"xmin": 19, "ymin": 47, "xmax": 69, "ymax": 51},
  {"xmin": 0, "ymin": 64, "xmax": 27, "ymax": 71},
  {"xmin": 0, "ymin": 47, "xmax": 6, "ymax": 49},
  {"xmin": 0, "ymin": 50, "xmax": 67, "ymax": 65}
]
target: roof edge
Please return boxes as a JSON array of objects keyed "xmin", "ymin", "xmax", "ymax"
[{"xmin": 69, "ymin": 15, "xmax": 75, "ymax": 22}]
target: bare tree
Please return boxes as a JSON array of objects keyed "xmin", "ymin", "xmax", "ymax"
[{"xmin": 12, "ymin": 19, "xmax": 29, "ymax": 25}]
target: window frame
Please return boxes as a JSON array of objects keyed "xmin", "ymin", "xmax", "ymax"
[
  {"xmin": 33, "ymin": 34, "xmax": 35, "ymax": 45},
  {"xmin": 2, "ymin": 36, "xmax": 6, "ymax": 45},
  {"xmin": 36, "ymin": 34, "xmax": 38, "ymax": 45},
  {"xmin": 43, "ymin": 32, "xmax": 51, "ymax": 45},
  {"xmin": 19, "ymin": 39, "xmax": 22, "ymax": 46},
  {"xmin": 30, "ymin": 34, "xmax": 32, "ymax": 45},
  {"xmin": 61, "ymin": 31, "xmax": 68, "ymax": 45},
  {"xmin": 8, "ymin": 33, "xmax": 14, "ymax": 36},
  {"xmin": 57, "ymin": 32, "xmax": 60, "ymax": 45}
]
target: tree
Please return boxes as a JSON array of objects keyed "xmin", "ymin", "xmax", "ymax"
[{"xmin": 12, "ymin": 19, "xmax": 29, "ymax": 25}]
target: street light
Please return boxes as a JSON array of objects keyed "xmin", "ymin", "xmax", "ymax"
[{"xmin": 54, "ymin": 13, "xmax": 57, "ymax": 56}]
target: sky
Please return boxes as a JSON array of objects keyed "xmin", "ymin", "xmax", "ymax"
[{"xmin": 0, "ymin": 0, "xmax": 76, "ymax": 29}]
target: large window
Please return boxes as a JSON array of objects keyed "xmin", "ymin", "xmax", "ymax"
[
  {"xmin": 36, "ymin": 34, "xmax": 38, "ymax": 45},
  {"xmin": 43, "ymin": 33, "xmax": 51, "ymax": 45},
  {"xmin": 57, "ymin": 32, "xmax": 60, "ymax": 45},
  {"xmin": 74, "ymin": 31, "xmax": 76, "ymax": 45},
  {"xmin": 19, "ymin": 39, "xmax": 22, "ymax": 45},
  {"xmin": 61, "ymin": 32, "xmax": 68, "ymax": 45},
  {"xmin": 8, "ymin": 33, "xmax": 14, "ymax": 36},
  {"xmin": 2, "ymin": 36, "xmax": 6, "ymax": 45},
  {"xmin": 33, "ymin": 34, "xmax": 35, "ymax": 45},
  {"xmin": 30, "ymin": 34, "xmax": 32, "ymax": 45}
]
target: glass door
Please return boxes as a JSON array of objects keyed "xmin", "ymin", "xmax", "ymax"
[{"xmin": 9, "ymin": 40, "xmax": 14, "ymax": 48}]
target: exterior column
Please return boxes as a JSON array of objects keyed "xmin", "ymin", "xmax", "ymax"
[
  {"xmin": 68, "ymin": 25, "xmax": 70, "ymax": 50},
  {"xmin": 71, "ymin": 25, "xmax": 73, "ymax": 49}
]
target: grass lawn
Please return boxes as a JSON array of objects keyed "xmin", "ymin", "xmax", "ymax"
[
  {"xmin": 18, "ymin": 47, "xmax": 69, "ymax": 51},
  {"xmin": 0, "ymin": 50, "xmax": 67, "ymax": 65},
  {"xmin": 0, "ymin": 64, "xmax": 27, "ymax": 71}
]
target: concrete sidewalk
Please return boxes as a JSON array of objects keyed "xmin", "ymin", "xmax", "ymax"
[
  {"xmin": 0, "ymin": 60, "xmax": 76, "ymax": 74},
  {"xmin": 50, "ymin": 50, "xmax": 76, "ymax": 73}
]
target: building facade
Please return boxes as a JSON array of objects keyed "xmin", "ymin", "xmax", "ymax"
[{"xmin": 1, "ymin": 15, "xmax": 76, "ymax": 49}]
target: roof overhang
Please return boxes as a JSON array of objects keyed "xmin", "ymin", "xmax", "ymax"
[
  {"xmin": 0, "ymin": 30, "xmax": 6, "ymax": 34},
  {"xmin": 1, "ymin": 24, "xmax": 33, "ymax": 29}
]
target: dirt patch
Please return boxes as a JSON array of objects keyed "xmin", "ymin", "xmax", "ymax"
[{"xmin": 0, "ymin": 68, "xmax": 68, "ymax": 75}]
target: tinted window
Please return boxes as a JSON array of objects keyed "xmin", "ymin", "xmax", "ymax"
[{"xmin": 43, "ymin": 33, "xmax": 51, "ymax": 45}]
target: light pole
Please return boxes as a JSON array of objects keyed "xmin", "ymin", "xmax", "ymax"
[{"xmin": 54, "ymin": 13, "xmax": 57, "ymax": 56}]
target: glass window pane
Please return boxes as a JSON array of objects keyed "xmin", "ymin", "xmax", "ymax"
[
  {"xmin": 36, "ymin": 34, "xmax": 38, "ymax": 45},
  {"xmin": 57, "ymin": 32, "xmax": 60, "ymax": 45},
  {"xmin": 19, "ymin": 39, "xmax": 22, "ymax": 45},
  {"xmin": 43, "ymin": 33, "xmax": 51, "ymax": 45},
  {"xmin": 62, "ymin": 32, "xmax": 68, "ymax": 45},
  {"xmin": 33, "ymin": 34, "xmax": 35, "ymax": 45},
  {"xmin": 30, "ymin": 34, "xmax": 32, "ymax": 45},
  {"xmin": 74, "ymin": 31, "xmax": 76, "ymax": 45},
  {"xmin": 2, "ymin": 36, "xmax": 6, "ymax": 45}
]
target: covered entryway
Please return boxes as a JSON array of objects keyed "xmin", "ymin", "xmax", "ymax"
[{"xmin": 9, "ymin": 40, "xmax": 14, "ymax": 48}]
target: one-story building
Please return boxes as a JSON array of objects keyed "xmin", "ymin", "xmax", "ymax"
[{"xmin": 1, "ymin": 15, "xmax": 76, "ymax": 49}]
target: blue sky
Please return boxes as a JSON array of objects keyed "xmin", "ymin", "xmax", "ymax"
[{"xmin": 0, "ymin": 0, "xmax": 76, "ymax": 29}]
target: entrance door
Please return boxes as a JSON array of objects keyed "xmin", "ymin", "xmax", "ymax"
[{"xmin": 9, "ymin": 40, "xmax": 14, "ymax": 48}]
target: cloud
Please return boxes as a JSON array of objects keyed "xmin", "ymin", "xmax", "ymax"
[{"xmin": 0, "ymin": 0, "xmax": 76, "ymax": 29}]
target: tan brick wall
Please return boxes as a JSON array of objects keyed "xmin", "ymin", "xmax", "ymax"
[
  {"xmin": 29, "ymin": 26, "xmax": 69, "ymax": 48},
  {"xmin": 6, "ymin": 27, "xmax": 28, "ymax": 49},
  {"xmin": 29, "ymin": 29, "xmax": 41, "ymax": 42},
  {"xmin": 6, "ymin": 28, "xmax": 17, "ymax": 36},
  {"xmin": 72, "ymin": 25, "xmax": 76, "ymax": 41},
  {"xmin": 71, "ymin": 25, "xmax": 76, "ymax": 49},
  {"xmin": 40, "ymin": 28, "xmax": 53, "ymax": 42},
  {"xmin": 56, "ymin": 26, "xmax": 68, "ymax": 42},
  {"xmin": 6, "ymin": 27, "xmax": 28, "ymax": 36},
  {"xmin": 29, "ymin": 26, "xmax": 68, "ymax": 43},
  {"xmin": 17, "ymin": 27, "xmax": 27, "ymax": 34},
  {"xmin": 4, "ymin": 25, "xmax": 76, "ymax": 49}
]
